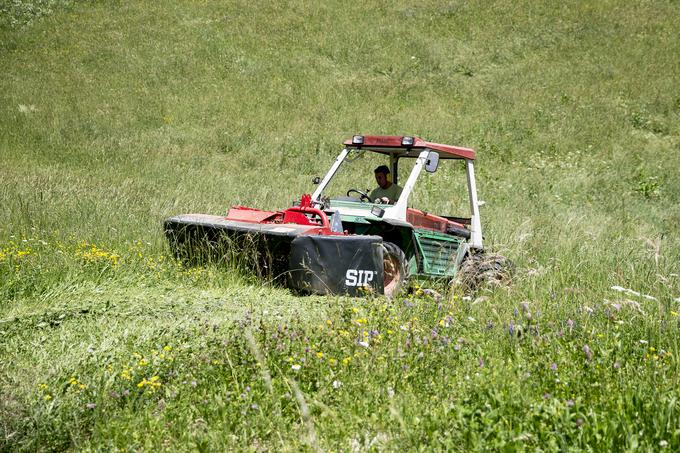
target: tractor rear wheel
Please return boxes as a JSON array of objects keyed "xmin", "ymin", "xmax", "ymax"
[
  {"xmin": 453, "ymin": 250, "xmax": 514, "ymax": 292},
  {"xmin": 382, "ymin": 242, "xmax": 408, "ymax": 298}
]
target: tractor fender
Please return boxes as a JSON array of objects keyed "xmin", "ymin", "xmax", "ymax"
[{"xmin": 287, "ymin": 235, "xmax": 384, "ymax": 295}]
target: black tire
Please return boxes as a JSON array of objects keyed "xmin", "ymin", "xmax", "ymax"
[
  {"xmin": 382, "ymin": 242, "xmax": 408, "ymax": 298},
  {"xmin": 453, "ymin": 250, "xmax": 513, "ymax": 292}
]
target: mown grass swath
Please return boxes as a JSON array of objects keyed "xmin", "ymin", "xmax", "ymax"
[{"xmin": 1, "ymin": 0, "xmax": 679, "ymax": 450}]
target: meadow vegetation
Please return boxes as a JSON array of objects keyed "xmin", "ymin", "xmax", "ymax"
[{"xmin": 1, "ymin": 0, "xmax": 679, "ymax": 450}]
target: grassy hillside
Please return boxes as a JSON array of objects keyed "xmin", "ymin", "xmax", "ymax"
[{"xmin": 1, "ymin": 0, "xmax": 679, "ymax": 450}]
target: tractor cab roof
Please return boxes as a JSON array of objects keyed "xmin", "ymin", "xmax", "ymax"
[{"xmin": 343, "ymin": 135, "xmax": 475, "ymax": 160}]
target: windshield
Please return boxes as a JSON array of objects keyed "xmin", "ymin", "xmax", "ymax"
[
  {"xmin": 321, "ymin": 150, "xmax": 404, "ymax": 203},
  {"xmin": 408, "ymin": 159, "xmax": 469, "ymax": 215}
]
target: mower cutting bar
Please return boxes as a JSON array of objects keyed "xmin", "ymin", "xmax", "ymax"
[{"xmin": 165, "ymin": 214, "xmax": 321, "ymax": 237}]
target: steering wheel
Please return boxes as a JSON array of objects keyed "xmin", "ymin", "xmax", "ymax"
[{"xmin": 347, "ymin": 189, "xmax": 372, "ymax": 203}]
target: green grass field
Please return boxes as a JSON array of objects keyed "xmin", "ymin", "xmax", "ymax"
[{"xmin": 1, "ymin": 0, "xmax": 679, "ymax": 450}]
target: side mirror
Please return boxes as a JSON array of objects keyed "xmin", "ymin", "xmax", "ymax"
[
  {"xmin": 312, "ymin": 176, "xmax": 321, "ymax": 184},
  {"xmin": 425, "ymin": 151, "xmax": 439, "ymax": 173}
]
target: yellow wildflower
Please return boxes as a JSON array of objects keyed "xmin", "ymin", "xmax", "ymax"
[
  {"xmin": 137, "ymin": 375, "xmax": 162, "ymax": 392},
  {"xmin": 16, "ymin": 249, "xmax": 31, "ymax": 258},
  {"xmin": 120, "ymin": 367, "xmax": 132, "ymax": 381}
]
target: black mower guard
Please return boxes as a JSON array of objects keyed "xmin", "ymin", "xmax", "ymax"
[{"xmin": 164, "ymin": 214, "xmax": 385, "ymax": 296}]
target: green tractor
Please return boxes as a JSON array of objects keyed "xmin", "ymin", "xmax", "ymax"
[{"xmin": 165, "ymin": 135, "xmax": 499, "ymax": 297}]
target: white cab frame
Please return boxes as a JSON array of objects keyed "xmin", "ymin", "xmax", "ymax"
[{"xmin": 311, "ymin": 147, "xmax": 484, "ymax": 249}]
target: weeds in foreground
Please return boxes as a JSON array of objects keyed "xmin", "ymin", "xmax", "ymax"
[{"xmin": 3, "ymin": 278, "xmax": 680, "ymax": 450}]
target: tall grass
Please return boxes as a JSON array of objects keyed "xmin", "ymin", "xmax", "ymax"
[{"xmin": 1, "ymin": 0, "xmax": 679, "ymax": 450}]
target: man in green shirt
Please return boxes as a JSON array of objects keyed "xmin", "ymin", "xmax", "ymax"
[{"xmin": 369, "ymin": 165, "xmax": 402, "ymax": 204}]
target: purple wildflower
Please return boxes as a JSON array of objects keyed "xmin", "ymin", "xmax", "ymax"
[
  {"xmin": 566, "ymin": 399, "xmax": 575, "ymax": 407},
  {"xmin": 583, "ymin": 345, "xmax": 593, "ymax": 361},
  {"xmin": 550, "ymin": 362, "xmax": 558, "ymax": 371}
]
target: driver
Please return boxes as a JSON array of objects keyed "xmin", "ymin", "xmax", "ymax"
[{"xmin": 370, "ymin": 165, "xmax": 402, "ymax": 204}]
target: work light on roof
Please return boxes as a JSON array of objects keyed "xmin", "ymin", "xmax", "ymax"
[
  {"xmin": 352, "ymin": 135, "xmax": 364, "ymax": 145},
  {"xmin": 401, "ymin": 136, "xmax": 414, "ymax": 146}
]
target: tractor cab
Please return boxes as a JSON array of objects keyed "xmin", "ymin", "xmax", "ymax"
[{"xmin": 311, "ymin": 135, "xmax": 483, "ymax": 250}]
